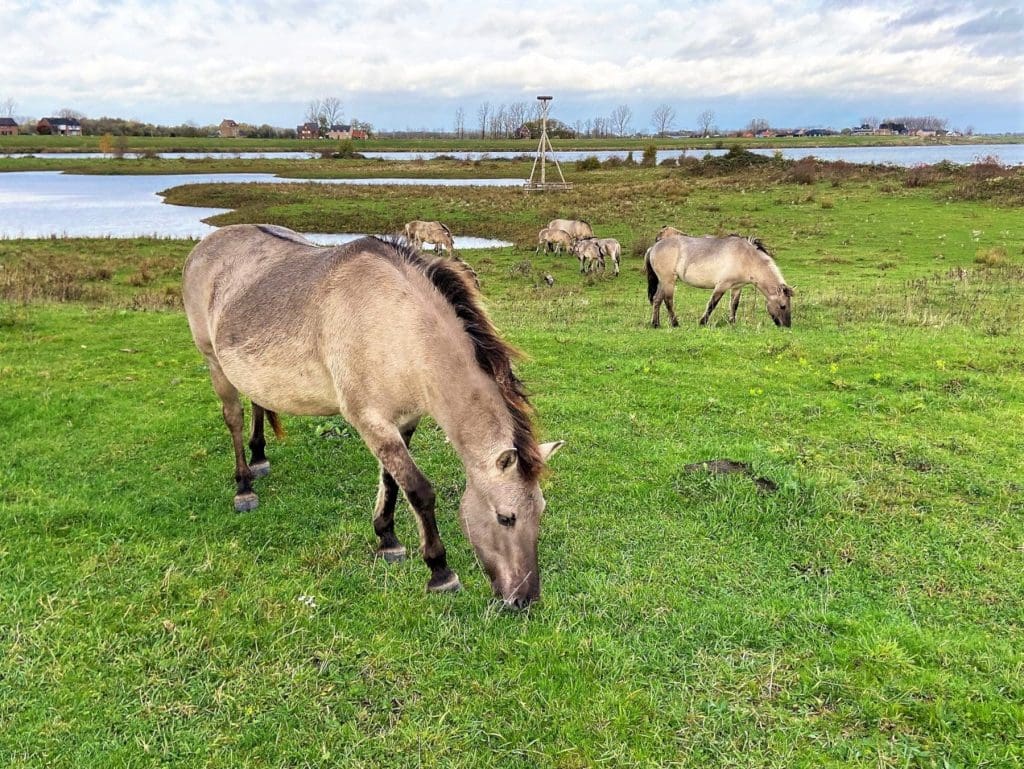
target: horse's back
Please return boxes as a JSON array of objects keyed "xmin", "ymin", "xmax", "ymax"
[
  {"xmin": 183, "ymin": 226, "xmax": 453, "ymax": 417},
  {"xmin": 651, "ymin": 235, "xmax": 755, "ymax": 289}
]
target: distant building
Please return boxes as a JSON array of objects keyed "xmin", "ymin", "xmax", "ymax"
[
  {"xmin": 37, "ymin": 117, "xmax": 83, "ymax": 136},
  {"xmin": 218, "ymin": 119, "xmax": 241, "ymax": 138},
  {"xmin": 297, "ymin": 122, "xmax": 319, "ymax": 139},
  {"xmin": 0, "ymin": 117, "xmax": 18, "ymax": 136},
  {"xmin": 327, "ymin": 124, "xmax": 352, "ymax": 140},
  {"xmin": 326, "ymin": 124, "xmax": 369, "ymax": 140},
  {"xmin": 878, "ymin": 122, "xmax": 907, "ymax": 135}
]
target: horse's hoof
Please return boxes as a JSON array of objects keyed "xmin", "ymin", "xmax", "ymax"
[
  {"xmin": 250, "ymin": 460, "xmax": 270, "ymax": 478},
  {"xmin": 376, "ymin": 546, "xmax": 407, "ymax": 564},
  {"xmin": 233, "ymin": 492, "xmax": 259, "ymax": 512},
  {"xmin": 427, "ymin": 570, "xmax": 462, "ymax": 593}
]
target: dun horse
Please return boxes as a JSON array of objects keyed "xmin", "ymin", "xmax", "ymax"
[
  {"xmin": 645, "ymin": 234, "xmax": 793, "ymax": 328},
  {"xmin": 183, "ymin": 225, "xmax": 563, "ymax": 607},
  {"xmin": 548, "ymin": 218, "xmax": 593, "ymax": 241},
  {"xmin": 536, "ymin": 227, "xmax": 574, "ymax": 254},
  {"xmin": 404, "ymin": 220, "xmax": 455, "ymax": 255}
]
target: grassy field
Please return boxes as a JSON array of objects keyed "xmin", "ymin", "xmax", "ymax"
[
  {"xmin": 1, "ymin": 132, "xmax": 1020, "ymax": 156},
  {"xmin": 1, "ymin": 158, "xmax": 1022, "ymax": 767}
]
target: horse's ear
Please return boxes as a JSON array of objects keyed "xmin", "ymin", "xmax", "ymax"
[
  {"xmin": 782, "ymin": 285, "xmax": 795, "ymax": 297},
  {"xmin": 496, "ymin": 448, "xmax": 518, "ymax": 472},
  {"xmin": 539, "ymin": 441, "xmax": 565, "ymax": 463}
]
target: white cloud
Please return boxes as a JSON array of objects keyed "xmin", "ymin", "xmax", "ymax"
[{"xmin": 0, "ymin": 0, "xmax": 1020, "ymax": 129}]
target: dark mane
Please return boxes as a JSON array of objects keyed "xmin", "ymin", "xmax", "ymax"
[
  {"xmin": 372, "ymin": 237, "xmax": 543, "ymax": 480},
  {"xmin": 727, "ymin": 232, "xmax": 774, "ymax": 258}
]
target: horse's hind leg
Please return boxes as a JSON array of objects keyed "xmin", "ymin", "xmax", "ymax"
[
  {"xmin": 207, "ymin": 360, "xmax": 258, "ymax": 511},
  {"xmin": 729, "ymin": 288, "xmax": 742, "ymax": 323},
  {"xmin": 372, "ymin": 423, "xmax": 417, "ymax": 563},
  {"xmin": 651, "ymin": 286, "xmax": 664, "ymax": 328},
  {"xmin": 700, "ymin": 290, "xmax": 726, "ymax": 326},
  {"xmin": 249, "ymin": 404, "xmax": 270, "ymax": 478}
]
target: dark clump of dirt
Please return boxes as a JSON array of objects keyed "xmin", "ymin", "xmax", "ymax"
[{"xmin": 683, "ymin": 459, "xmax": 779, "ymax": 494}]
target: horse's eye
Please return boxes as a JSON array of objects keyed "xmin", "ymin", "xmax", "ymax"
[{"xmin": 497, "ymin": 513, "xmax": 516, "ymax": 528}]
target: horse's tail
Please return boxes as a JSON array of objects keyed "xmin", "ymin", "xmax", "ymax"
[
  {"xmin": 267, "ymin": 410, "xmax": 285, "ymax": 439},
  {"xmin": 644, "ymin": 247, "xmax": 658, "ymax": 303}
]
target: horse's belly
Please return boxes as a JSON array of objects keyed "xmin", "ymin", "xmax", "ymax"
[
  {"xmin": 218, "ymin": 350, "xmax": 341, "ymax": 416},
  {"xmin": 679, "ymin": 263, "xmax": 720, "ymax": 289}
]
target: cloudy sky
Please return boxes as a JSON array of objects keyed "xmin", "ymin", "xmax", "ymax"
[{"xmin": 1, "ymin": 0, "xmax": 1021, "ymax": 133}]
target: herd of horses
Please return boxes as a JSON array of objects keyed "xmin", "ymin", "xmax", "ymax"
[{"xmin": 182, "ymin": 216, "xmax": 793, "ymax": 609}]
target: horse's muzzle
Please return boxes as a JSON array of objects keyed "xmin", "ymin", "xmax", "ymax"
[{"xmin": 495, "ymin": 572, "xmax": 540, "ymax": 610}]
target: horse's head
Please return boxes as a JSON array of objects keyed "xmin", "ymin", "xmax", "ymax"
[
  {"xmin": 765, "ymin": 284, "xmax": 794, "ymax": 328},
  {"xmin": 459, "ymin": 440, "xmax": 564, "ymax": 609}
]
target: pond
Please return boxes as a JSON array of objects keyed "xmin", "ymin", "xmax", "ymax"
[
  {"xmin": 4, "ymin": 144, "xmax": 1021, "ymax": 166},
  {"xmin": 0, "ymin": 171, "xmax": 523, "ymax": 241}
]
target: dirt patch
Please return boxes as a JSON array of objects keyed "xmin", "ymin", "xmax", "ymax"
[{"xmin": 682, "ymin": 459, "xmax": 779, "ymax": 494}]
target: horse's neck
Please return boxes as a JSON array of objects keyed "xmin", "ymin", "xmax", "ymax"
[
  {"xmin": 752, "ymin": 256, "xmax": 784, "ymax": 296},
  {"xmin": 429, "ymin": 366, "xmax": 514, "ymax": 473}
]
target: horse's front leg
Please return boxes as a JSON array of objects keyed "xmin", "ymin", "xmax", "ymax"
[
  {"xmin": 700, "ymin": 290, "xmax": 726, "ymax": 325},
  {"xmin": 729, "ymin": 288, "xmax": 742, "ymax": 323},
  {"xmin": 363, "ymin": 423, "xmax": 460, "ymax": 593},
  {"xmin": 371, "ymin": 424, "xmax": 417, "ymax": 563}
]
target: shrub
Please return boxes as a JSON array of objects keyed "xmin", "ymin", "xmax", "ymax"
[
  {"xmin": 975, "ymin": 247, "xmax": 1007, "ymax": 267},
  {"xmin": 641, "ymin": 145, "xmax": 658, "ymax": 167},
  {"xmin": 904, "ymin": 164, "xmax": 938, "ymax": 188},
  {"xmin": 576, "ymin": 155, "xmax": 601, "ymax": 171},
  {"xmin": 789, "ymin": 157, "xmax": 817, "ymax": 185}
]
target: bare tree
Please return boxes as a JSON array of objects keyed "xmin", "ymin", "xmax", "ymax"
[
  {"xmin": 609, "ymin": 104, "xmax": 633, "ymax": 136},
  {"xmin": 477, "ymin": 101, "xmax": 491, "ymax": 139},
  {"xmin": 508, "ymin": 101, "xmax": 528, "ymax": 135},
  {"xmin": 305, "ymin": 99, "xmax": 323, "ymax": 126},
  {"xmin": 651, "ymin": 104, "xmax": 676, "ymax": 136},
  {"xmin": 454, "ymin": 106, "xmax": 465, "ymax": 139},
  {"xmin": 1, "ymin": 96, "xmax": 15, "ymax": 117},
  {"xmin": 860, "ymin": 115, "xmax": 880, "ymax": 130},
  {"xmin": 321, "ymin": 96, "xmax": 344, "ymax": 127},
  {"xmin": 56, "ymin": 107, "xmax": 85, "ymax": 119},
  {"xmin": 697, "ymin": 109, "xmax": 715, "ymax": 137},
  {"xmin": 746, "ymin": 117, "xmax": 770, "ymax": 134}
]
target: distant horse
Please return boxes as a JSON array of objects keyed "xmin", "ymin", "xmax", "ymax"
[
  {"xmin": 404, "ymin": 220, "xmax": 455, "ymax": 255},
  {"xmin": 645, "ymin": 234, "xmax": 793, "ymax": 327},
  {"xmin": 536, "ymin": 227, "xmax": 574, "ymax": 254},
  {"xmin": 572, "ymin": 237, "xmax": 603, "ymax": 274},
  {"xmin": 596, "ymin": 238, "xmax": 621, "ymax": 276},
  {"xmin": 183, "ymin": 225, "xmax": 563, "ymax": 607},
  {"xmin": 655, "ymin": 225, "xmax": 684, "ymax": 241},
  {"xmin": 548, "ymin": 218, "xmax": 593, "ymax": 241}
]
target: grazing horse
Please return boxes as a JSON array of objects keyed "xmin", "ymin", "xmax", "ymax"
[
  {"xmin": 536, "ymin": 226, "xmax": 574, "ymax": 254},
  {"xmin": 404, "ymin": 220, "xmax": 455, "ymax": 255},
  {"xmin": 655, "ymin": 225, "xmax": 685, "ymax": 241},
  {"xmin": 572, "ymin": 237, "xmax": 603, "ymax": 274},
  {"xmin": 183, "ymin": 225, "xmax": 563, "ymax": 607},
  {"xmin": 596, "ymin": 238, "xmax": 621, "ymax": 276},
  {"xmin": 548, "ymin": 218, "xmax": 593, "ymax": 241},
  {"xmin": 645, "ymin": 234, "xmax": 793, "ymax": 328}
]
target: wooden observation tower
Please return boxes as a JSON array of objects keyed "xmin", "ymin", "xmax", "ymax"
[{"xmin": 524, "ymin": 96, "xmax": 572, "ymax": 192}]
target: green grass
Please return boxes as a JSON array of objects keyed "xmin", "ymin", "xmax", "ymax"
[{"xmin": 1, "ymin": 162, "xmax": 1023, "ymax": 767}]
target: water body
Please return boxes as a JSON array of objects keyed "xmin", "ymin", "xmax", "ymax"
[
  {"xmin": 5, "ymin": 144, "xmax": 1019, "ymax": 166},
  {"xmin": 0, "ymin": 171, "xmax": 522, "ymax": 240}
]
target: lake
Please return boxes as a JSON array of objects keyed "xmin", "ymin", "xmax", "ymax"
[
  {"xmin": 0, "ymin": 171, "xmax": 522, "ymax": 241},
  {"xmin": 3, "ymin": 144, "xmax": 1021, "ymax": 166}
]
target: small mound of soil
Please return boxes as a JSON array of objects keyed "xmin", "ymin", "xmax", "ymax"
[{"xmin": 683, "ymin": 459, "xmax": 779, "ymax": 494}]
